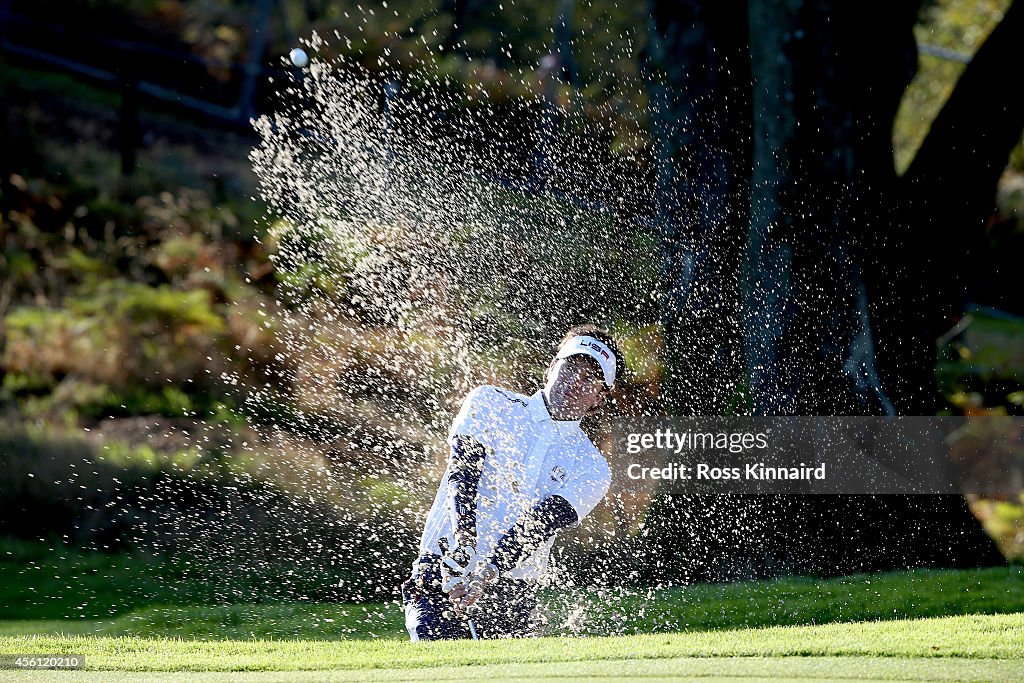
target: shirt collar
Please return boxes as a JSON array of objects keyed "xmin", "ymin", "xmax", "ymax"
[{"xmin": 529, "ymin": 390, "xmax": 582, "ymax": 432}]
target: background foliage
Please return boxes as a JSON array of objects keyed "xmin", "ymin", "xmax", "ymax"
[{"xmin": 0, "ymin": 0, "xmax": 1022, "ymax": 616}]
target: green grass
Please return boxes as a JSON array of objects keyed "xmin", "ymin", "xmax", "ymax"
[
  {"xmin": 4, "ymin": 661, "xmax": 1024, "ymax": 683},
  {"xmin": 0, "ymin": 538, "xmax": 211, "ymax": 621},
  {"xmin": 2, "ymin": 534, "xmax": 1022, "ymax": 637},
  {"xmin": 4, "ymin": 536, "xmax": 1023, "ymax": 638},
  {"xmin": 0, "ymin": 604, "xmax": 397, "ymax": 640},
  {"xmin": 0, "ymin": 614, "xmax": 1022, "ymax": 681},
  {"xmin": 2, "ymin": 539, "xmax": 1023, "ymax": 680},
  {"xmin": 0, "ymin": 538, "xmax": 355, "ymax": 623},
  {"xmin": 566, "ymin": 565, "xmax": 1024, "ymax": 635}
]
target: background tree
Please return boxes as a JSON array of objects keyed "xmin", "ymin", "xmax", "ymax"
[
  {"xmin": 647, "ymin": 0, "xmax": 749, "ymax": 417},
  {"xmin": 641, "ymin": 0, "xmax": 1019, "ymax": 580}
]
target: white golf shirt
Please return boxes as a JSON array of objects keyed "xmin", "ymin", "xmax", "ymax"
[{"xmin": 417, "ymin": 385, "xmax": 612, "ymax": 580}]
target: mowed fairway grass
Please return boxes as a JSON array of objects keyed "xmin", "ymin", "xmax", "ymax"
[
  {"xmin": 1, "ymin": 614, "xmax": 1024, "ymax": 682},
  {"xmin": 1, "ymin": 552, "xmax": 1022, "ymax": 681}
]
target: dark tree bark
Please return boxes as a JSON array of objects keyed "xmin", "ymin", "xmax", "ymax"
[
  {"xmin": 639, "ymin": 0, "xmax": 767, "ymax": 584},
  {"xmin": 439, "ymin": 0, "xmax": 492, "ymax": 56},
  {"xmin": 743, "ymin": 0, "xmax": 916, "ymax": 417},
  {"xmin": 647, "ymin": 0, "xmax": 750, "ymax": 416},
  {"xmin": 742, "ymin": 0, "xmax": 1004, "ymax": 574},
  {"xmin": 552, "ymin": 0, "xmax": 579, "ymax": 86},
  {"xmin": 905, "ymin": 0, "xmax": 1024, "ymax": 226},
  {"xmin": 874, "ymin": 0, "xmax": 1024, "ymax": 415},
  {"xmin": 638, "ymin": 0, "xmax": 1011, "ymax": 583},
  {"xmin": 118, "ymin": 61, "xmax": 142, "ymax": 179}
]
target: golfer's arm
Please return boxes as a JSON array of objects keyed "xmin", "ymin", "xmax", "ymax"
[
  {"xmin": 447, "ymin": 435, "xmax": 486, "ymax": 545},
  {"xmin": 489, "ymin": 495, "xmax": 578, "ymax": 573}
]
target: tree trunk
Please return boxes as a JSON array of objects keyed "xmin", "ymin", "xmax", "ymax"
[
  {"xmin": 868, "ymin": 1, "xmax": 1024, "ymax": 418},
  {"xmin": 647, "ymin": 0, "xmax": 750, "ymax": 416},
  {"xmin": 744, "ymin": 0, "xmax": 911, "ymax": 417},
  {"xmin": 741, "ymin": 0, "xmax": 1003, "ymax": 573},
  {"xmin": 636, "ymin": 0, "xmax": 1007, "ymax": 584},
  {"xmin": 640, "ymin": 0, "xmax": 769, "ymax": 584}
]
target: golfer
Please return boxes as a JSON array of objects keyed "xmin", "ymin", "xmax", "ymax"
[{"xmin": 401, "ymin": 324, "xmax": 622, "ymax": 640}]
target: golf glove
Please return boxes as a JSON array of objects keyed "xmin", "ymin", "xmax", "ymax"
[{"xmin": 440, "ymin": 544, "xmax": 499, "ymax": 594}]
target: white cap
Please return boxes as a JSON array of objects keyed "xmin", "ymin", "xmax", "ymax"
[{"xmin": 556, "ymin": 335, "xmax": 617, "ymax": 387}]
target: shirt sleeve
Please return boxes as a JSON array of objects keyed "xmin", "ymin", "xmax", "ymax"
[
  {"xmin": 446, "ymin": 385, "xmax": 500, "ymax": 449},
  {"xmin": 489, "ymin": 495, "xmax": 578, "ymax": 573},
  {"xmin": 557, "ymin": 448, "xmax": 611, "ymax": 525},
  {"xmin": 446, "ymin": 435, "xmax": 486, "ymax": 540}
]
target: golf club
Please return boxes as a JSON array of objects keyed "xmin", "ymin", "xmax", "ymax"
[{"xmin": 438, "ymin": 537, "xmax": 481, "ymax": 640}]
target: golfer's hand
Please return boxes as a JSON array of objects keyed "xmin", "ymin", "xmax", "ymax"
[
  {"xmin": 447, "ymin": 562, "xmax": 498, "ymax": 614},
  {"xmin": 441, "ymin": 545, "xmax": 480, "ymax": 593},
  {"xmin": 448, "ymin": 577, "xmax": 485, "ymax": 614}
]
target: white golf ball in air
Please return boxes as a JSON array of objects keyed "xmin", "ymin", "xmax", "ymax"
[{"xmin": 289, "ymin": 48, "xmax": 309, "ymax": 68}]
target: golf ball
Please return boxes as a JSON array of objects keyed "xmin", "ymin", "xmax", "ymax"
[{"xmin": 289, "ymin": 48, "xmax": 309, "ymax": 68}]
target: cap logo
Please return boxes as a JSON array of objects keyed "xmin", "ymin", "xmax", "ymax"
[
  {"xmin": 584, "ymin": 341, "xmax": 610, "ymax": 360},
  {"xmin": 556, "ymin": 335, "xmax": 617, "ymax": 387}
]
